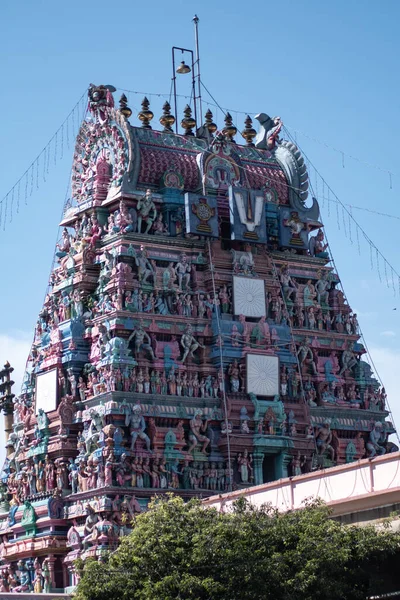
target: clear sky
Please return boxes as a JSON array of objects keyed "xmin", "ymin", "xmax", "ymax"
[{"xmin": 0, "ymin": 0, "xmax": 399, "ymax": 455}]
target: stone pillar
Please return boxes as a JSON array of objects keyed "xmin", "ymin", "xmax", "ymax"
[
  {"xmin": 4, "ymin": 409, "xmax": 14, "ymax": 448},
  {"xmin": 47, "ymin": 555, "xmax": 56, "ymax": 590},
  {"xmin": 252, "ymin": 452, "xmax": 264, "ymax": 485},
  {"xmin": 0, "ymin": 362, "xmax": 15, "ymax": 444},
  {"xmin": 62, "ymin": 560, "xmax": 69, "ymax": 589},
  {"xmin": 276, "ymin": 451, "xmax": 292, "ymax": 479}
]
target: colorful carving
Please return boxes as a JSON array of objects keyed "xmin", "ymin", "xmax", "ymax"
[
  {"xmin": 185, "ymin": 193, "xmax": 218, "ymax": 237},
  {"xmin": 229, "ymin": 186, "xmax": 267, "ymax": 243},
  {"xmin": 0, "ymin": 83, "xmax": 394, "ymax": 593}
]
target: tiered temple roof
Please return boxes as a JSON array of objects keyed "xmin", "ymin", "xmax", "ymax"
[{"xmin": 0, "ymin": 84, "xmax": 394, "ymax": 594}]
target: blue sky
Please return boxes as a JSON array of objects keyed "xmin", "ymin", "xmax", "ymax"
[{"xmin": 0, "ymin": 0, "xmax": 399, "ymax": 444}]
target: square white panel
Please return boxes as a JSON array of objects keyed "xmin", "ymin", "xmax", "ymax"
[
  {"xmin": 35, "ymin": 369, "xmax": 58, "ymax": 413},
  {"xmin": 233, "ymin": 276, "xmax": 266, "ymax": 317},
  {"xmin": 246, "ymin": 354, "xmax": 279, "ymax": 397}
]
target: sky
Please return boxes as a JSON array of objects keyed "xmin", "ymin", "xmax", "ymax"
[{"xmin": 0, "ymin": 0, "xmax": 399, "ymax": 456}]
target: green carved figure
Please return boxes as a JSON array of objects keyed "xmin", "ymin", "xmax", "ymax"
[
  {"xmin": 21, "ymin": 500, "xmax": 37, "ymax": 537},
  {"xmin": 42, "ymin": 558, "xmax": 51, "ymax": 594},
  {"xmin": 345, "ymin": 441, "xmax": 357, "ymax": 463}
]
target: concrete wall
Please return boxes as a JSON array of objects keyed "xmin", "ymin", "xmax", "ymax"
[
  {"xmin": 0, "ymin": 592, "xmax": 71, "ymax": 600},
  {"xmin": 203, "ymin": 452, "xmax": 400, "ymax": 520}
]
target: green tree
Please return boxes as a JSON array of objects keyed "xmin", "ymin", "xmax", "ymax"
[{"xmin": 75, "ymin": 495, "xmax": 400, "ymax": 600}]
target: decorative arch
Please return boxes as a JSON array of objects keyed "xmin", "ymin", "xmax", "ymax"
[{"xmin": 71, "ymin": 109, "xmax": 134, "ymax": 205}]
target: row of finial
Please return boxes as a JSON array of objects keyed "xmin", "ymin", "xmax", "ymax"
[{"xmin": 118, "ymin": 94, "xmax": 257, "ymax": 145}]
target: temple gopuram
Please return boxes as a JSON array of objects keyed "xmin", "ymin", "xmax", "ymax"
[{"xmin": 0, "ymin": 81, "xmax": 395, "ymax": 594}]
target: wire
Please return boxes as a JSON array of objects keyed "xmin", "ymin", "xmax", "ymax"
[
  {"xmin": 284, "ymin": 128, "xmax": 400, "ymax": 441},
  {"xmin": 117, "ymin": 84, "xmax": 398, "ymax": 189},
  {"xmin": 14, "ymin": 84, "xmax": 397, "ymax": 443},
  {"xmin": 200, "ymin": 82, "xmax": 228, "ymax": 119},
  {"xmin": 207, "ymin": 240, "xmax": 233, "ymax": 492},
  {"xmin": 284, "ymin": 125, "xmax": 395, "ymax": 181},
  {"xmin": 0, "ymin": 89, "xmax": 88, "ymax": 215},
  {"xmin": 21, "ymin": 102, "xmax": 89, "ymax": 395},
  {"xmin": 268, "ymin": 256, "xmax": 319, "ymax": 459},
  {"xmin": 321, "ymin": 199, "xmax": 400, "ymax": 223}
]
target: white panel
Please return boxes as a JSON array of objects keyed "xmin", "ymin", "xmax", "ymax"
[
  {"xmin": 373, "ymin": 459, "xmax": 400, "ymax": 492},
  {"xmin": 233, "ymin": 276, "xmax": 266, "ymax": 317},
  {"xmin": 246, "ymin": 354, "xmax": 279, "ymax": 396},
  {"xmin": 35, "ymin": 369, "xmax": 58, "ymax": 413}
]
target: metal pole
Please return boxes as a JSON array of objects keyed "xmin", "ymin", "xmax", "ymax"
[
  {"xmin": 193, "ymin": 15, "xmax": 202, "ymax": 124},
  {"xmin": 190, "ymin": 50, "xmax": 197, "ymax": 129},
  {"xmin": 172, "ymin": 47, "xmax": 178, "ymax": 134}
]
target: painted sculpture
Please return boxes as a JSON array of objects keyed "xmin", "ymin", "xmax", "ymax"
[{"xmin": 0, "ymin": 85, "xmax": 395, "ymax": 593}]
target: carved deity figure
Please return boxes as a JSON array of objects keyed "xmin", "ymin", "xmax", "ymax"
[
  {"xmin": 42, "ymin": 558, "xmax": 51, "ymax": 594},
  {"xmin": 280, "ymin": 264, "xmax": 297, "ymax": 302},
  {"xmin": 84, "ymin": 409, "xmax": 104, "ymax": 455},
  {"xmin": 44, "ymin": 455, "xmax": 56, "ymax": 491},
  {"xmin": 82, "ymin": 504, "xmax": 100, "ymax": 549},
  {"xmin": 55, "ymin": 228, "xmax": 71, "ymax": 260},
  {"xmin": 315, "ymin": 271, "xmax": 330, "ymax": 306},
  {"xmin": 137, "ymin": 189, "xmax": 157, "ymax": 234},
  {"xmin": 228, "ymin": 360, "xmax": 241, "ymax": 393},
  {"xmin": 152, "ymin": 212, "xmax": 169, "ymax": 236},
  {"xmin": 187, "ymin": 410, "xmax": 210, "ymax": 454},
  {"xmin": 175, "ymin": 253, "xmax": 191, "ymax": 291},
  {"xmin": 339, "ymin": 342, "xmax": 358, "ymax": 376},
  {"xmin": 251, "ymin": 315, "xmax": 271, "ymax": 345},
  {"xmin": 315, "ymin": 422, "xmax": 335, "ymax": 461},
  {"xmin": 180, "ymin": 325, "xmax": 204, "ymax": 363},
  {"xmin": 114, "ymin": 198, "xmax": 134, "ymax": 233},
  {"xmin": 13, "ymin": 561, "xmax": 31, "ymax": 593},
  {"xmin": 237, "ymin": 449, "xmax": 253, "ymax": 484},
  {"xmin": 309, "ymin": 229, "xmax": 329, "ymax": 258},
  {"xmin": 33, "ymin": 558, "xmax": 42, "ymax": 594},
  {"xmin": 303, "ymin": 279, "xmax": 316, "ymax": 307},
  {"xmin": 366, "ymin": 422, "xmax": 386, "ymax": 457},
  {"xmin": 134, "ymin": 246, "xmax": 154, "ymax": 285},
  {"xmin": 125, "ymin": 405, "xmax": 151, "ymax": 452},
  {"xmin": 291, "ymin": 451, "xmax": 302, "ymax": 476},
  {"xmin": 128, "ymin": 321, "xmax": 156, "ymax": 361},
  {"xmin": 283, "ymin": 212, "xmax": 306, "ymax": 245},
  {"xmin": 297, "ymin": 339, "xmax": 318, "ymax": 375},
  {"xmin": 264, "ymin": 407, "xmax": 276, "ymax": 435}
]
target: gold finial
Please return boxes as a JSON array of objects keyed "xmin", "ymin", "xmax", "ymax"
[
  {"xmin": 159, "ymin": 101, "xmax": 175, "ymax": 133},
  {"xmin": 119, "ymin": 94, "xmax": 132, "ymax": 119},
  {"xmin": 181, "ymin": 104, "xmax": 196, "ymax": 136},
  {"xmin": 138, "ymin": 97, "xmax": 154, "ymax": 129},
  {"xmin": 222, "ymin": 112, "xmax": 237, "ymax": 142},
  {"xmin": 241, "ymin": 115, "xmax": 256, "ymax": 146},
  {"xmin": 204, "ymin": 109, "xmax": 217, "ymax": 137}
]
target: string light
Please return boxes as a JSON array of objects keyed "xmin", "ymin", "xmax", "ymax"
[
  {"xmin": 341, "ymin": 206, "xmax": 347, "ymax": 237},
  {"xmin": 16, "ymin": 180, "xmax": 20, "ymax": 214},
  {"xmin": 24, "ymin": 172, "xmax": 28, "ymax": 205},
  {"xmin": 284, "ymin": 124, "xmax": 395, "ymax": 185},
  {"xmin": 356, "ymin": 220, "xmax": 361, "ymax": 255},
  {"xmin": 10, "ymin": 188, "xmax": 14, "ymax": 224},
  {"xmin": 0, "ymin": 89, "xmax": 87, "ymax": 230},
  {"xmin": 54, "ymin": 131, "xmax": 58, "ymax": 166},
  {"xmin": 60, "ymin": 124, "xmax": 64, "ymax": 160},
  {"xmin": 3, "ymin": 195, "xmax": 7, "ymax": 232},
  {"xmin": 281, "ymin": 126, "xmax": 400, "ymax": 296},
  {"xmin": 376, "ymin": 249, "xmax": 381, "ymax": 282}
]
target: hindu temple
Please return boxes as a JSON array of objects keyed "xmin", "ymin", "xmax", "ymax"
[{"xmin": 0, "ymin": 71, "xmax": 395, "ymax": 593}]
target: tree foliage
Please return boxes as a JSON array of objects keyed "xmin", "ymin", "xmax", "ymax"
[{"xmin": 75, "ymin": 495, "xmax": 400, "ymax": 600}]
